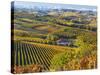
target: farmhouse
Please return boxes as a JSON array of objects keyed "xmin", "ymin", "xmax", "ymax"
[{"xmin": 56, "ymin": 38, "xmax": 71, "ymax": 46}]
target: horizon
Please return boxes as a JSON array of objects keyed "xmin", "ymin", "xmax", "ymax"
[{"xmin": 12, "ymin": 1, "xmax": 97, "ymax": 11}]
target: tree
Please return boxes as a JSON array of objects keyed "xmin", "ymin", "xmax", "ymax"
[
  {"xmin": 50, "ymin": 50, "xmax": 75, "ymax": 71},
  {"xmin": 75, "ymin": 32, "xmax": 97, "ymax": 47},
  {"xmin": 46, "ymin": 34, "xmax": 59, "ymax": 41},
  {"xmin": 75, "ymin": 32, "xmax": 97, "ymax": 58}
]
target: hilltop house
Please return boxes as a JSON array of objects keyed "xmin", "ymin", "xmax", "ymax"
[{"xmin": 56, "ymin": 38, "xmax": 71, "ymax": 46}]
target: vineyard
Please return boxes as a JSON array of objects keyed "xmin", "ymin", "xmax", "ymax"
[
  {"xmin": 13, "ymin": 41, "xmax": 67, "ymax": 71},
  {"xmin": 11, "ymin": 2, "xmax": 97, "ymax": 74}
]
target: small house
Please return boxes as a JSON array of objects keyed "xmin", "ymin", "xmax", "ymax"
[{"xmin": 56, "ymin": 38, "xmax": 71, "ymax": 46}]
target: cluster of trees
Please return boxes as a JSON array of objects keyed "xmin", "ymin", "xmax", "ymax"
[
  {"xmin": 50, "ymin": 49, "xmax": 75, "ymax": 71},
  {"xmin": 46, "ymin": 34, "xmax": 59, "ymax": 41},
  {"xmin": 11, "ymin": 64, "xmax": 43, "ymax": 74},
  {"xmin": 50, "ymin": 32, "xmax": 97, "ymax": 71},
  {"xmin": 75, "ymin": 32, "xmax": 97, "ymax": 57}
]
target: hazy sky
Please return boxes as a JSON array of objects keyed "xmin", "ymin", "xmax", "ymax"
[{"xmin": 13, "ymin": 1, "xmax": 97, "ymax": 11}]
